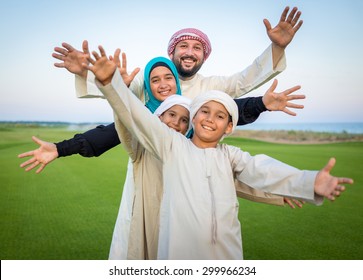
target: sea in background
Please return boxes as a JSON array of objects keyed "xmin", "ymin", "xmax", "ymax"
[
  {"xmin": 236, "ymin": 122, "xmax": 363, "ymax": 134},
  {"xmin": 1, "ymin": 121, "xmax": 363, "ymax": 134}
]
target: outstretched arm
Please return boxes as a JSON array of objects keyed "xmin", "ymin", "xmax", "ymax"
[
  {"xmin": 264, "ymin": 6, "xmax": 303, "ymax": 68},
  {"xmin": 56, "ymin": 123, "xmax": 121, "ymax": 157},
  {"xmin": 314, "ymin": 158, "xmax": 353, "ymax": 201},
  {"xmin": 18, "ymin": 136, "xmax": 58, "ymax": 174},
  {"xmin": 234, "ymin": 79, "xmax": 305, "ymax": 126}
]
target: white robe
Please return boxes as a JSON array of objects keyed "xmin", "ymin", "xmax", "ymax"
[
  {"xmin": 105, "ymin": 45, "xmax": 286, "ymax": 259},
  {"xmin": 99, "ymin": 71, "xmax": 322, "ymax": 260}
]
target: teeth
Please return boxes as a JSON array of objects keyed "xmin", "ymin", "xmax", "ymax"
[
  {"xmin": 202, "ymin": 125, "xmax": 213, "ymax": 131},
  {"xmin": 182, "ymin": 59, "xmax": 194, "ymax": 63}
]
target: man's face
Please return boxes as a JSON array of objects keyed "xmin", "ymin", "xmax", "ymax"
[{"xmin": 169, "ymin": 39, "xmax": 205, "ymax": 79}]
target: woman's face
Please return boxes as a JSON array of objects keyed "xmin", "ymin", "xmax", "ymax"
[{"xmin": 149, "ymin": 66, "xmax": 177, "ymax": 102}]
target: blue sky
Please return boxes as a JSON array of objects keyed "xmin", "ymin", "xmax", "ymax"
[{"xmin": 1, "ymin": 0, "xmax": 362, "ymax": 123}]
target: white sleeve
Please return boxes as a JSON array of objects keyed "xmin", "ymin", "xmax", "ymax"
[
  {"xmin": 230, "ymin": 147, "xmax": 323, "ymax": 205},
  {"xmin": 75, "ymin": 71, "xmax": 105, "ymax": 98},
  {"xmin": 96, "ymin": 70, "xmax": 173, "ymax": 162},
  {"xmin": 200, "ymin": 44, "xmax": 287, "ymax": 98},
  {"xmin": 75, "ymin": 70, "xmax": 145, "ymax": 100}
]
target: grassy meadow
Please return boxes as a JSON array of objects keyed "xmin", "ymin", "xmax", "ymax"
[{"xmin": 1, "ymin": 123, "xmax": 362, "ymax": 260}]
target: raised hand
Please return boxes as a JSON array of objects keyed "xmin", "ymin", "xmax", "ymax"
[
  {"xmin": 314, "ymin": 158, "xmax": 354, "ymax": 201},
  {"xmin": 110, "ymin": 52, "xmax": 140, "ymax": 87},
  {"xmin": 52, "ymin": 40, "xmax": 90, "ymax": 78},
  {"xmin": 83, "ymin": 45, "xmax": 118, "ymax": 85},
  {"xmin": 18, "ymin": 136, "xmax": 59, "ymax": 174},
  {"xmin": 264, "ymin": 6, "xmax": 303, "ymax": 49},
  {"xmin": 262, "ymin": 79, "xmax": 305, "ymax": 116}
]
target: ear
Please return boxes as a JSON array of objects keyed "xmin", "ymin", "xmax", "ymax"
[
  {"xmin": 168, "ymin": 53, "xmax": 173, "ymax": 60},
  {"xmin": 224, "ymin": 121, "xmax": 233, "ymax": 135}
]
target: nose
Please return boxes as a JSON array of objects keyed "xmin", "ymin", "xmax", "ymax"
[
  {"xmin": 205, "ymin": 114, "xmax": 214, "ymax": 123},
  {"xmin": 185, "ymin": 46, "xmax": 194, "ymax": 56}
]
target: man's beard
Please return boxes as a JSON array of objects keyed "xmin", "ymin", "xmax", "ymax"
[{"xmin": 173, "ymin": 57, "xmax": 203, "ymax": 78}]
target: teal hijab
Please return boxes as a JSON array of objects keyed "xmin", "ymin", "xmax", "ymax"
[{"xmin": 144, "ymin": 57, "xmax": 181, "ymax": 113}]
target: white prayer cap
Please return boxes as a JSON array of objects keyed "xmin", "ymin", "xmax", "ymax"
[
  {"xmin": 154, "ymin": 95, "xmax": 192, "ymax": 135},
  {"xmin": 190, "ymin": 90, "xmax": 238, "ymax": 135}
]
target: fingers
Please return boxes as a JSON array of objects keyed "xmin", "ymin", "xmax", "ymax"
[
  {"xmin": 18, "ymin": 151, "xmax": 34, "ymax": 158},
  {"xmin": 268, "ymin": 79, "xmax": 278, "ymax": 92},
  {"xmin": 286, "ymin": 102, "xmax": 304, "ymax": 109},
  {"xmin": 323, "ymin": 157, "xmax": 336, "ymax": 174},
  {"xmin": 82, "ymin": 40, "xmax": 89, "ymax": 54},
  {"xmin": 281, "ymin": 85, "xmax": 301, "ymax": 96},
  {"xmin": 130, "ymin": 67, "xmax": 141, "ymax": 80},
  {"xmin": 121, "ymin": 52, "xmax": 127, "ymax": 69},
  {"xmin": 282, "ymin": 108, "xmax": 296, "ymax": 116},
  {"xmin": 36, "ymin": 163, "xmax": 46, "ymax": 174},
  {"xmin": 62, "ymin": 42, "xmax": 75, "ymax": 52},
  {"xmin": 284, "ymin": 198, "xmax": 304, "ymax": 209},
  {"xmin": 280, "ymin": 6, "xmax": 289, "ymax": 22},
  {"xmin": 25, "ymin": 160, "xmax": 40, "ymax": 172},
  {"xmin": 291, "ymin": 10, "xmax": 302, "ymax": 26},
  {"xmin": 31, "ymin": 136, "xmax": 42, "ymax": 145},
  {"xmin": 338, "ymin": 177, "xmax": 354, "ymax": 185},
  {"xmin": 263, "ymin": 18, "xmax": 272, "ymax": 32},
  {"xmin": 98, "ymin": 45, "xmax": 107, "ymax": 57},
  {"xmin": 293, "ymin": 20, "xmax": 304, "ymax": 33},
  {"xmin": 286, "ymin": 7, "xmax": 298, "ymax": 23},
  {"xmin": 19, "ymin": 157, "xmax": 36, "ymax": 168},
  {"xmin": 113, "ymin": 49, "xmax": 121, "ymax": 68},
  {"xmin": 53, "ymin": 46, "xmax": 68, "ymax": 57},
  {"xmin": 292, "ymin": 199, "xmax": 304, "ymax": 208}
]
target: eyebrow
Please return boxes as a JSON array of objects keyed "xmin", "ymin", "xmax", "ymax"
[
  {"xmin": 200, "ymin": 105, "xmax": 228, "ymax": 117},
  {"xmin": 150, "ymin": 73, "xmax": 174, "ymax": 80}
]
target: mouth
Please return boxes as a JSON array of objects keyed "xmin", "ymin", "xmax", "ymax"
[
  {"xmin": 181, "ymin": 56, "xmax": 196, "ymax": 66},
  {"xmin": 202, "ymin": 125, "xmax": 214, "ymax": 131},
  {"xmin": 158, "ymin": 90, "xmax": 171, "ymax": 96}
]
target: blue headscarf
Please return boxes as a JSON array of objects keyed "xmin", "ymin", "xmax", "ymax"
[{"xmin": 144, "ymin": 57, "xmax": 181, "ymax": 113}]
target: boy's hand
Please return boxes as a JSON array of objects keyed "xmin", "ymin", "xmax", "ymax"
[
  {"xmin": 111, "ymin": 52, "xmax": 140, "ymax": 87},
  {"xmin": 314, "ymin": 158, "xmax": 354, "ymax": 201},
  {"xmin": 83, "ymin": 45, "xmax": 118, "ymax": 86}
]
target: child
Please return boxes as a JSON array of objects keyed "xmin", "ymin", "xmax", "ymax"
[{"xmin": 84, "ymin": 46, "xmax": 353, "ymax": 259}]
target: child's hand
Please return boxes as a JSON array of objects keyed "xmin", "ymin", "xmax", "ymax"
[
  {"xmin": 111, "ymin": 51, "xmax": 140, "ymax": 87},
  {"xmin": 83, "ymin": 45, "xmax": 118, "ymax": 86},
  {"xmin": 314, "ymin": 158, "xmax": 354, "ymax": 201}
]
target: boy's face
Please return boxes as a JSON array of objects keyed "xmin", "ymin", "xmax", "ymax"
[
  {"xmin": 192, "ymin": 101, "xmax": 233, "ymax": 147},
  {"xmin": 159, "ymin": 105, "xmax": 190, "ymax": 135},
  {"xmin": 169, "ymin": 39, "xmax": 204, "ymax": 79},
  {"xmin": 149, "ymin": 66, "xmax": 177, "ymax": 102}
]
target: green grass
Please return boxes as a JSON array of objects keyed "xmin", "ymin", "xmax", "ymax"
[{"xmin": 1, "ymin": 125, "xmax": 362, "ymax": 259}]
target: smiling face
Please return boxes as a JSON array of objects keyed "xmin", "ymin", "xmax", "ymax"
[
  {"xmin": 169, "ymin": 39, "xmax": 205, "ymax": 80},
  {"xmin": 159, "ymin": 105, "xmax": 190, "ymax": 135},
  {"xmin": 191, "ymin": 101, "xmax": 233, "ymax": 148},
  {"xmin": 149, "ymin": 66, "xmax": 177, "ymax": 102}
]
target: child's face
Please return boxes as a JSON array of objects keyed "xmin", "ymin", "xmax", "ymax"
[
  {"xmin": 159, "ymin": 105, "xmax": 190, "ymax": 135},
  {"xmin": 149, "ymin": 66, "xmax": 177, "ymax": 102},
  {"xmin": 192, "ymin": 101, "xmax": 233, "ymax": 146}
]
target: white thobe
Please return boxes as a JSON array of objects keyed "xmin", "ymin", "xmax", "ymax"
[
  {"xmin": 98, "ymin": 71, "xmax": 322, "ymax": 260},
  {"xmin": 104, "ymin": 45, "xmax": 286, "ymax": 259}
]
